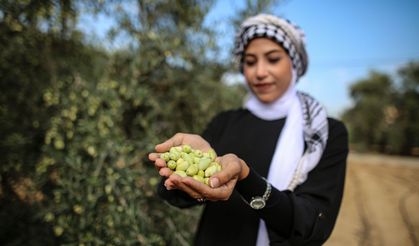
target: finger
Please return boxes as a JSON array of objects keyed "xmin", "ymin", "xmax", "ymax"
[
  {"xmin": 209, "ymin": 158, "xmax": 241, "ymax": 188},
  {"xmin": 208, "ymin": 178, "xmax": 238, "ymax": 201},
  {"xmin": 182, "ymin": 176, "xmax": 238, "ymax": 201},
  {"xmin": 184, "ymin": 178, "xmax": 235, "ymax": 201},
  {"xmin": 181, "ymin": 178, "xmax": 215, "ymax": 201},
  {"xmin": 148, "ymin": 152, "xmax": 160, "ymax": 161},
  {"xmin": 154, "ymin": 158, "xmax": 167, "ymax": 169},
  {"xmin": 159, "ymin": 167, "xmax": 172, "ymax": 178},
  {"xmin": 164, "ymin": 178, "xmax": 176, "ymax": 190},
  {"xmin": 149, "ymin": 152, "xmax": 165, "ymax": 168},
  {"xmin": 155, "ymin": 133, "xmax": 185, "ymax": 152},
  {"xmin": 170, "ymin": 176, "xmax": 203, "ymax": 200}
]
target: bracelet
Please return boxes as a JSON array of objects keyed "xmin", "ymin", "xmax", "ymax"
[{"xmin": 243, "ymin": 177, "xmax": 271, "ymax": 210}]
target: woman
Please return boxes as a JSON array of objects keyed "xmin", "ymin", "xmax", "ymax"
[{"xmin": 149, "ymin": 14, "xmax": 348, "ymax": 246}]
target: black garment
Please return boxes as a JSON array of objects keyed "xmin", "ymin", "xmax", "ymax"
[{"xmin": 157, "ymin": 109, "xmax": 348, "ymax": 246}]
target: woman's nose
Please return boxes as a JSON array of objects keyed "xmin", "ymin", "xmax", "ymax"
[{"xmin": 256, "ymin": 62, "xmax": 268, "ymax": 79}]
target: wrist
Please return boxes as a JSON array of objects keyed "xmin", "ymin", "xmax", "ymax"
[
  {"xmin": 239, "ymin": 158, "xmax": 250, "ymax": 180},
  {"xmin": 236, "ymin": 167, "xmax": 271, "ymax": 210}
]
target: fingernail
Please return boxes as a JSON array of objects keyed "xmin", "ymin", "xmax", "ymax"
[
  {"xmin": 210, "ymin": 178, "xmax": 219, "ymax": 188},
  {"xmin": 164, "ymin": 184, "xmax": 172, "ymax": 190}
]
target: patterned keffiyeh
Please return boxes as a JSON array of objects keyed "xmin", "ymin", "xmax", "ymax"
[
  {"xmin": 236, "ymin": 14, "xmax": 329, "ymax": 245},
  {"xmin": 235, "ymin": 14, "xmax": 308, "ymax": 79}
]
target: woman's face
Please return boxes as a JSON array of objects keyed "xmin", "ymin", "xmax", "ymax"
[{"xmin": 243, "ymin": 38, "xmax": 293, "ymax": 103}]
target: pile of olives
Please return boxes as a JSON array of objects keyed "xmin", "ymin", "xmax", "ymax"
[{"xmin": 160, "ymin": 145, "xmax": 221, "ymax": 185}]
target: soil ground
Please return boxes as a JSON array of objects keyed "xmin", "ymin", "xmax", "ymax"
[{"xmin": 325, "ymin": 152, "xmax": 419, "ymax": 246}]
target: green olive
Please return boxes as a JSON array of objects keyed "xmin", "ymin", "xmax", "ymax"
[
  {"xmin": 205, "ymin": 165, "xmax": 218, "ymax": 177},
  {"xmin": 160, "ymin": 152, "xmax": 170, "ymax": 162},
  {"xmin": 193, "ymin": 157, "xmax": 201, "ymax": 165},
  {"xmin": 169, "ymin": 151, "xmax": 180, "ymax": 161},
  {"xmin": 170, "ymin": 146, "xmax": 179, "ymax": 154},
  {"xmin": 182, "ymin": 144, "xmax": 192, "ymax": 153},
  {"xmin": 208, "ymin": 149, "xmax": 217, "ymax": 161},
  {"xmin": 176, "ymin": 159, "xmax": 189, "ymax": 171},
  {"xmin": 193, "ymin": 149, "xmax": 203, "ymax": 158},
  {"xmin": 198, "ymin": 157, "xmax": 211, "ymax": 170},
  {"xmin": 186, "ymin": 164, "xmax": 198, "ymax": 176},
  {"xmin": 193, "ymin": 175, "xmax": 205, "ymax": 183},
  {"xmin": 167, "ymin": 160, "xmax": 177, "ymax": 170},
  {"xmin": 161, "ymin": 145, "xmax": 222, "ymax": 186},
  {"xmin": 182, "ymin": 153, "xmax": 194, "ymax": 165},
  {"xmin": 174, "ymin": 170, "xmax": 187, "ymax": 177}
]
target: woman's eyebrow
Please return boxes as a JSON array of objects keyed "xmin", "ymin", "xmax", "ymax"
[
  {"xmin": 245, "ymin": 49, "xmax": 284, "ymax": 57},
  {"xmin": 265, "ymin": 49, "xmax": 284, "ymax": 55}
]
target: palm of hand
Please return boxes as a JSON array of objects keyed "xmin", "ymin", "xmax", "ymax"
[{"xmin": 149, "ymin": 133, "xmax": 245, "ymax": 201}]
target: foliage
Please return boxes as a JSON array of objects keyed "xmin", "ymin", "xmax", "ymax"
[
  {"xmin": 0, "ymin": 1, "xmax": 111, "ymax": 244},
  {"xmin": 342, "ymin": 62, "xmax": 419, "ymax": 155},
  {"xmin": 395, "ymin": 62, "xmax": 419, "ymax": 155},
  {"xmin": 37, "ymin": 76, "xmax": 204, "ymax": 245},
  {"xmin": 230, "ymin": 0, "xmax": 284, "ymax": 29},
  {"xmin": 343, "ymin": 72, "xmax": 395, "ymax": 151},
  {"xmin": 0, "ymin": 0, "xmax": 248, "ymax": 245}
]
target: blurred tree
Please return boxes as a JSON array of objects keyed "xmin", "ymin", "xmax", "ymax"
[
  {"xmin": 0, "ymin": 0, "xmax": 109, "ymax": 244},
  {"xmin": 1, "ymin": 0, "xmax": 291, "ymax": 244},
  {"xmin": 342, "ymin": 71, "xmax": 396, "ymax": 152},
  {"xmin": 35, "ymin": 1, "xmax": 246, "ymax": 244},
  {"xmin": 231, "ymin": 0, "xmax": 284, "ymax": 28},
  {"xmin": 396, "ymin": 62, "xmax": 419, "ymax": 155},
  {"xmin": 1, "ymin": 0, "xmax": 247, "ymax": 245},
  {"xmin": 342, "ymin": 62, "xmax": 419, "ymax": 155},
  {"xmin": 106, "ymin": 0, "xmax": 239, "ymax": 136}
]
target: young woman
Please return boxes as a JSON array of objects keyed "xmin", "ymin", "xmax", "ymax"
[{"xmin": 149, "ymin": 14, "xmax": 348, "ymax": 246}]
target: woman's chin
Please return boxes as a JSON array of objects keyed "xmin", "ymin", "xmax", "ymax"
[
  {"xmin": 252, "ymin": 88, "xmax": 280, "ymax": 104},
  {"xmin": 255, "ymin": 95, "xmax": 276, "ymax": 104}
]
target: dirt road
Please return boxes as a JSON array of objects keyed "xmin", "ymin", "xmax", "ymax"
[{"xmin": 325, "ymin": 153, "xmax": 419, "ymax": 246}]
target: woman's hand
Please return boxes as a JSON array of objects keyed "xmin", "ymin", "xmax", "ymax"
[
  {"xmin": 163, "ymin": 154, "xmax": 250, "ymax": 201},
  {"xmin": 148, "ymin": 132, "xmax": 250, "ymax": 201},
  {"xmin": 154, "ymin": 132, "xmax": 213, "ymax": 153},
  {"xmin": 148, "ymin": 132, "xmax": 212, "ymax": 183}
]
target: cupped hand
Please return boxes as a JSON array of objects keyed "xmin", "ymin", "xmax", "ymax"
[
  {"xmin": 163, "ymin": 153, "xmax": 250, "ymax": 201},
  {"xmin": 154, "ymin": 132, "xmax": 212, "ymax": 153},
  {"xmin": 148, "ymin": 133, "xmax": 213, "ymax": 185}
]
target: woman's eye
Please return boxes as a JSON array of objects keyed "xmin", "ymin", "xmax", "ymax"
[
  {"xmin": 268, "ymin": 57, "xmax": 280, "ymax": 64},
  {"xmin": 244, "ymin": 60, "xmax": 256, "ymax": 66}
]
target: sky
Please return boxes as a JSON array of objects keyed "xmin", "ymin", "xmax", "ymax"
[
  {"xmin": 203, "ymin": 0, "xmax": 419, "ymax": 117},
  {"xmin": 79, "ymin": 0, "xmax": 419, "ymax": 118}
]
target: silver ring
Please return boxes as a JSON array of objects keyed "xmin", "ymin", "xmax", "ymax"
[{"xmin": 197, "ymin": 197, "xmax": 207, "ymax": 203}]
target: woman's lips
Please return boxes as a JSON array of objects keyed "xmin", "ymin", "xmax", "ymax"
[{"xmin": 253, "ymin": 83, "xmax": 273, "ymax": 93}]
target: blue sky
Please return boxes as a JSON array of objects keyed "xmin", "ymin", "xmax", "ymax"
[
  {"xmin": 79, "ymin": 0, "xmax": 419, "ymax": 118},
  {"xmin": 203, "ymin": 0, "xmax": 419, "ymax": 117}
]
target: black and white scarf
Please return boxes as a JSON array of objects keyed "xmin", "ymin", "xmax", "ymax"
[
  {"xmin": 244, "ymin": 72, "xmax": 329, "ymax": 192},
  {"xmin": 245, "ymin": 70, "xmax": 329, "ymax": 246},
  {"xmin": 236, "ymin": 14, "xmax": 329, "ymax": 245}
]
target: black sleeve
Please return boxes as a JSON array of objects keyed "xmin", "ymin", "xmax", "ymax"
[
  {"xmin": 201, "ymin": 111, "xmax": 230, "ymax": 144},
  {"xmin": 236, "ymin": 119, "xmax": 348, "ymax": 245},
  {"xmin": 155, "ymin": 112, "xmax": 229, "ymax": 208},
  {"xmin": 156, "ymin": 178, "xmax": 200, "ymax": 208}
]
